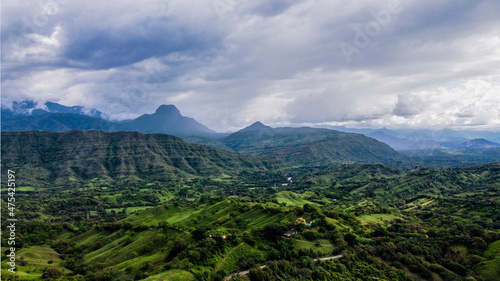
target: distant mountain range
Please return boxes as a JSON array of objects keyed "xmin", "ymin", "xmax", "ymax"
[
  {"xmin": 2, "ymin": 101, "xmax": 410, "ymax": 169},
  {"xmin": 187, "ymin": 122, "xmax": 407, "ymax": 168},
  {"xmin": 1, "ymin": 101, "xmax": 215, "ymax": 137},
  {"xmin": 2, "ymin": 100, "xmax": 499, "ymax": 169},
  {"xmin": 2, "ymin": 100, "xmax": 107, "ymax": 119},
  {"xmin": 367, "ymin": 131, "xmax": 500, "ymax": 150},
  {"xmin": 3, "ymin": 101, "xmax": 498, "ymax": 147},
  {"xmin": 330, "ymin": 126, "xmax": 500, "ymax": 144}
]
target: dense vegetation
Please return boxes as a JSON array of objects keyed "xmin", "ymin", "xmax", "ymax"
[
  {"xmin": 401, "ymin": 148, "xmax": 500, "ymax": 168},
  {"xmin": 1, "ymin": 130, "xmax": 499, "ymax": 280},
  {"xmin": 197, "ymin": 125, "xmax": 408, "ymax": 168},
  {"xmin": 2, "ymin": 161, "xmax": 499, "ymax": 280},
  {"xmin": 1, "ymin": 130, "xmax": 277, "ymax": 187}
]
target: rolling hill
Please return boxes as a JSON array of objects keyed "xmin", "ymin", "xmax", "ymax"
[{"xmin": 219, "ymin": 123, "xmax": 407, "ymax": 167}]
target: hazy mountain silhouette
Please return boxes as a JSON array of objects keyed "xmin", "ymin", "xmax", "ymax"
[{"xmin": 2, "ymin": 102, "xmax": 216, "ymax": 138}]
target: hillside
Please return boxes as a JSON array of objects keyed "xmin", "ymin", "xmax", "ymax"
[
  {"xmin": 220, "ymin": 124, "xmax": 407, "ymax": 167},
  {"xmin": 0, "ymin": 130, "xmax": 274, "ymax": 186},
  {"xmin": 2, "ymin": 163, "xmax": 498, "ymax": 281},
  {"xmin": 401, "ymin": 148, "xmax": 500, "ymax": 168},
  {"xmin": 303, "ymin": 163, "xmax": 500, "ymax": 204},
  {"xmin": 0, "ymin": 113, "xmax": 117, "ymax": 132}
]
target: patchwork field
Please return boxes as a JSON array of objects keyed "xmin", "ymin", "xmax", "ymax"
[{"xmin": 0, "ymin": 245, "xmax": 70, "ymax": 280}]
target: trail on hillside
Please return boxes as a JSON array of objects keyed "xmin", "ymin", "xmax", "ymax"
[
  {"xmin": 224, "ymin": 255, "xmax": 343, "ymax": 280},
  {"xmin": 215, "ymin": 242, "xmax": 244, "ymax": 275}
]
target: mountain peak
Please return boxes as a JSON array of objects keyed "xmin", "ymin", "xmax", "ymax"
[
  {"xmin": 239, "ymin": 121, "xmax": 272, "ymax": 132},
  {"xmin": 124, "ymin": 104, "xmax": 215, "ymax": 136},
  {"xmin": 155, "ymin": 104, "xmax": 181, "ymax": 116}
]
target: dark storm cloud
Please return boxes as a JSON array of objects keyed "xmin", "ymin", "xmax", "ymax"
[
  {"xmin": 1, "ymin": 0, "xmax": 499, "ymax": 131},
  {"xmin": 61, "ymin": 22, "xmax": 223, "ymax": 70}
]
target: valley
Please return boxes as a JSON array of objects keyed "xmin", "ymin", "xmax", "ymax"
[
  {"xmin": 3, "ymin": 0, "xmax": 500, "ymax": 278},
  {"xmin": 1, "ymin": 129, "xmax": 499, "ymax": 280},
  {"xmin": 1, "ymin": 110, "xmax": 499, "ymax": 281}
]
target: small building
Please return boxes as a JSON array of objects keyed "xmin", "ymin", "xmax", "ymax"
[
  {"xmin": 281, "ymin": 183, "xmax": 289, "ymax": 187},
  {"xmin": 284, "ymin": 230, "xmax": 297, "ymax": 237},
  {"xmin": 305, "ymin": 219, "xmax": 314, "ymax": 226}
]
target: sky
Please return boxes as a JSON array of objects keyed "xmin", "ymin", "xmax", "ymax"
[{"xmin": 2, "ymin": 0, "xmax": 500, "ymax": 132}]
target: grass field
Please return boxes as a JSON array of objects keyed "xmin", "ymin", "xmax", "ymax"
[
  {"xmin": 325, "ymin": 217, "xmax": 349, "ymax": 229},
  {"xmin": 0, "ymin": 245, "xmax": 70, "ymax": 280},
  {"xmin": 294, "ymin": 239, "xmax": 334, "ymax": 255},
  {"xmin": 276, "ymin": 191, "xmax": 321, "ymax": 206},
  {"xmin": 123, "ymin": 204, "xmax": 204, "ymax": 226},
  {"xmin": 356, "ymin": 214, "xmax": 399, "ymax": 226},
  {"xmin": 475, "ymin": 240, "xmax": 500, "ymax": 281},
  {"xmin": 141, "ymin": 269, "xmax": 195, "ymax": 281},
  {"xmin": 106, "ymin": 206, "xmax": 155, "ymax": 215},
  {"xmin": 405, "ymin": 198, "xmax": 436, "ymax": 210},
  {"xmin": 82, "ymin": 229, "xmax": 169, "ymax": 265},
  {"xmin": 1, "ymin": 186, "xmax": 35, "ymax": 192},
  {"xmin": 217, "ymin": 243, "xmax": 265, "ymax": 274}
]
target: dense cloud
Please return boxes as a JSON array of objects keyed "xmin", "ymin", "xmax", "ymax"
[{"xmin": 2, "ymin": 0, "xmax": 499, "ymax": 131}]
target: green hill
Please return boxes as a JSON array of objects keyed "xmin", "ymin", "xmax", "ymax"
[
  {"xmin": 1, "ymin": 130, "xmax": 274, "ymax": 186},
  {"xmin": 220, "ymin": 125, "xmax": 407, "ymax": 168},
  {"xmin": 1, "ymin": 162, "xmax": 499, "ymax": 281},
  {"xmin": 304, "ymin": 163, "xmax": 500, "ymax": 201}
]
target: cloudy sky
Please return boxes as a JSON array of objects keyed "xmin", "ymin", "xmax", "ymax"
[{"xmin": 2, "ymin": 0, "xmax": 500, "ymax": 132}]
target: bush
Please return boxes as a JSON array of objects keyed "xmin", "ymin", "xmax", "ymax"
[
  {"xmin": 302, "ymin": 230, "xmax": 319, "ymax": 241},
  {"xmin": 42, "ymin": 267, "xmax": 62, "ymax": 279}
]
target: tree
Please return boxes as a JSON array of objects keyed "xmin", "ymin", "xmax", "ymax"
[
  {"xmin": 295, "ymin": 217, "xmax": 307, "ymax": 231},
  {"xmin": 248, "ymin": 266, "xmax": 266, "ymax": 281},
  {"xmin": 166, "ymin": 237, "xmax": 187, "ymax": 261},
  {"xmin": 295, "ymin": 217, "xmax": 307, "ymax": 226},
  {"xmin": 260, "ymin": 224, "xmax": 288, "ymax": 241},
  {"xmin": 344, "ymin": 232, "xmax": 357, "ymax": 246},
  {"xmin": 42, "ymin": 267, "xmax": 62, "ymax": 279}
]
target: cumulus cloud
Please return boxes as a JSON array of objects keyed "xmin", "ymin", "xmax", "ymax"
[{"xmin": 1, "ymin": 0, "xmax": 500, "ymax": 131}]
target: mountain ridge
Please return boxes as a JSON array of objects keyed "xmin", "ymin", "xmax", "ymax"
[
  {"xmin": 1, "ymin": 130, "xmax": 274, "ymax": 187},
  {"xmin": 218, "ymin": 125, "xmax": 407, "ymax": 168},
  {"xmin": 1, "ymin": 102, "xmax": 216, "ymax": 138}
]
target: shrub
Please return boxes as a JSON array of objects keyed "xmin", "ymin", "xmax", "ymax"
[{"xmin": 42, "ymin": 267, "xmax": 62, "ymax": 279}]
